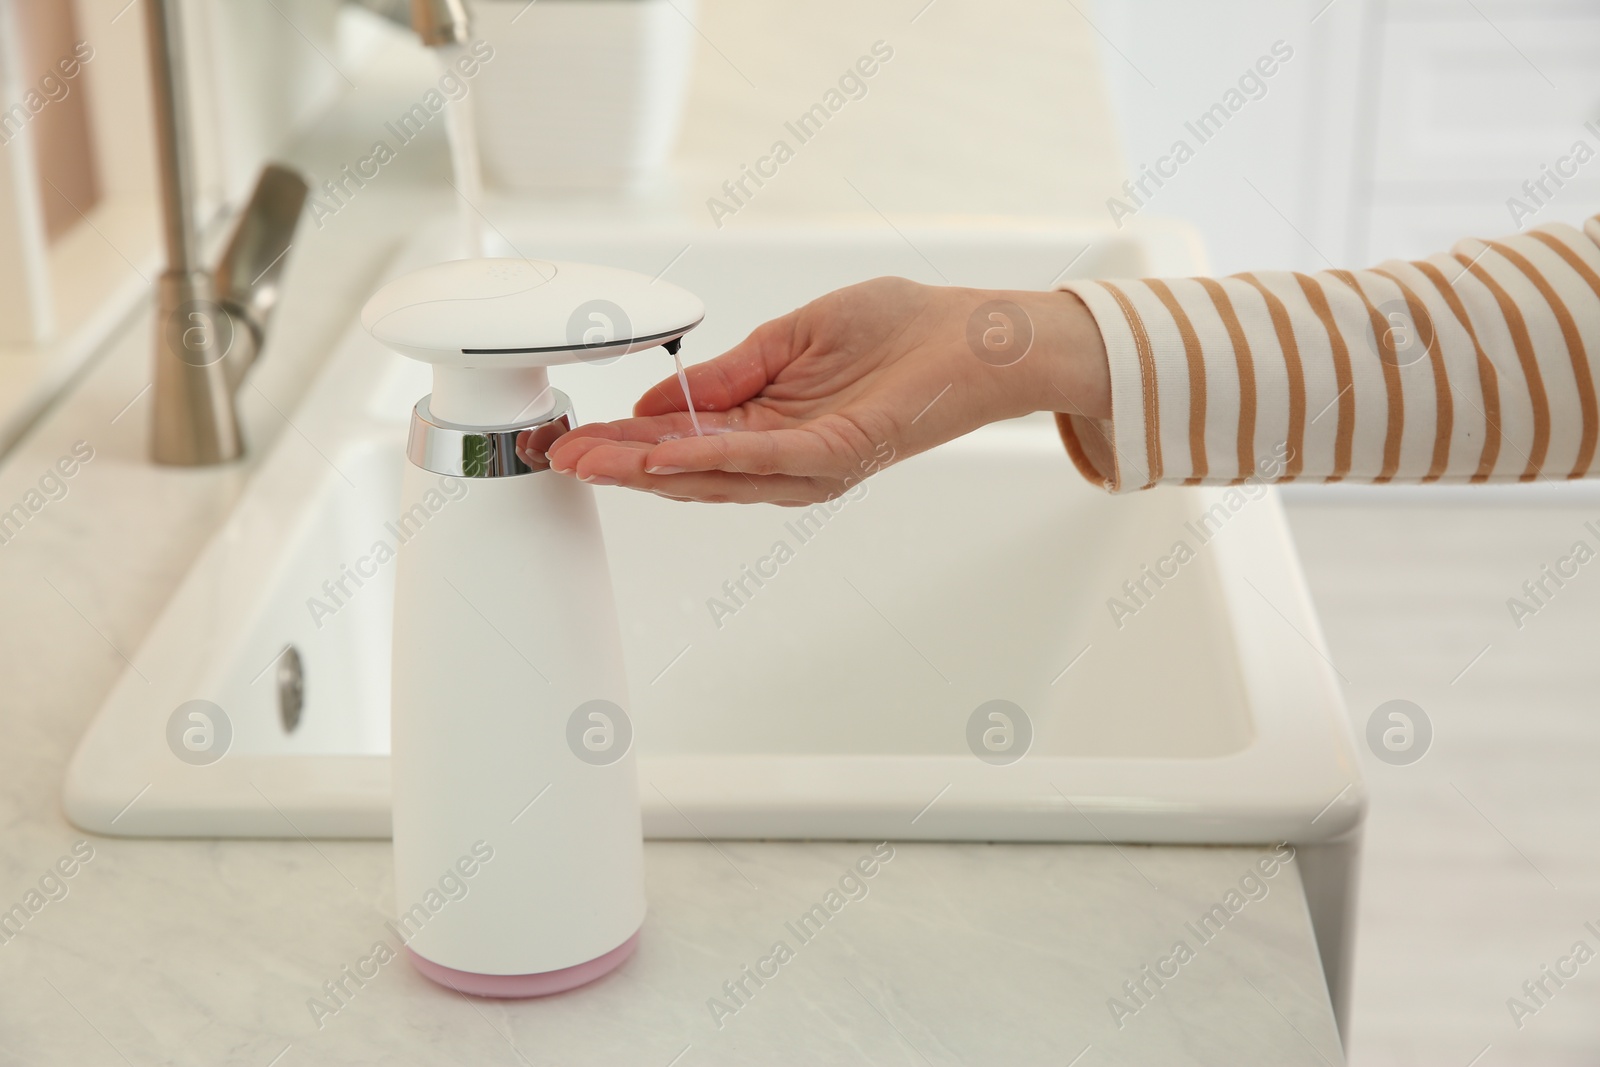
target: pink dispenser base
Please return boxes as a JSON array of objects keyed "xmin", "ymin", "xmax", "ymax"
[{"xmin": 405, "ymin": 930, "xmax": 640, "ymax": 998}]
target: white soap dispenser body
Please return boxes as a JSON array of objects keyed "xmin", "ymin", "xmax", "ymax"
[
  {"xmin": 389, "ymin": 396, "xmax": 646, "ymax": 995},
  {"xmin": 365, "ymin": 257, "xmax": 703, "ymax": 996}
]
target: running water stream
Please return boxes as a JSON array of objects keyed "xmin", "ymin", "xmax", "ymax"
[{"xmin": 441, "ymin": 46, "xmax": 487, "ymax": 259}]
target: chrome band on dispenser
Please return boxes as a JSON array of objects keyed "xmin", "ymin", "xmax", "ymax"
[{"xmin": 406, "ymin": 391, "xmax": 574, "ymax": 478}]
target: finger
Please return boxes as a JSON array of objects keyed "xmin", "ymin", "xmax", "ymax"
[
  {"xmin": 549, "ymin": 418, "xmax": 677, "ymax": 472},
  {"xmin": 649, "ymin": 470, "xmax": 828, "ymax": 505},
  {"xmin": 551, "ymin": 411, "xmax": 738, "ymax": 451},
  {"xmin": 547, "ymin": 434, "xmax": 647, "ymax": 474},
  {"xmin": 558, "ymin": 438, "xmax": 828, "ymax": 504},
  {"xmin": 547, "ymin": 412, "xmax": 745, "ymax": 473},
  {"xmin": 643, "ymin": 420, "xmax": 889, "ymax": 480},
  {"xmin": 634, "ymin": 313, "xmax": 798, "ymax": 418}
]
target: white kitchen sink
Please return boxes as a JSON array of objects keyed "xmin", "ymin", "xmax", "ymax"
[{"xmin": 64, "ymin": 220, "xmax": 1364, "ymax": 847}]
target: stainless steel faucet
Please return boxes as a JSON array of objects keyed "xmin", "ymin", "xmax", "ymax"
[
  {"xmin": 144, "ymin": 0, "xmax": 307, "ymax": 466},
  {"xmin": 144, "ymin": 0, "xmax": 473, "ymax": 466}
]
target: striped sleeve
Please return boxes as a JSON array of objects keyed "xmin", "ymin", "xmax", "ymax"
[{"xmin": 1055, "ymin": 220, "xmax": 1600, "ymax": 491}]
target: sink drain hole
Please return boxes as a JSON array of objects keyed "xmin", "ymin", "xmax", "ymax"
[{"xmin": 278, "ymin": 645, "xmax": 305, "ymax": 733}]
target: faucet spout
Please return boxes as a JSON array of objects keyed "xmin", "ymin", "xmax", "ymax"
[
  {"xmin": 409, "ymin": 0, "xmax": 472, "ymax": 47},
  {"xmin": 347, "ymin": 0, "xmax": 472, "ymax": 47},
  {"xmin": 215, "ymin": 165, "xmax": 309, "ymax": 391}
]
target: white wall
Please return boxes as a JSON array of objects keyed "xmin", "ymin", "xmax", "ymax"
[
  {"xmin": 1092, "ymin": 0, "xmax": 1333, "ymax": 274},
  {"xmin": 1093, "ymin": 0, "xmax": 1600, "ymax": 275}
]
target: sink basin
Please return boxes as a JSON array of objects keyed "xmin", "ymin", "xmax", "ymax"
[{"xmin": 63, "ymin": 221, "xmax": 1364, "ymax": 845}]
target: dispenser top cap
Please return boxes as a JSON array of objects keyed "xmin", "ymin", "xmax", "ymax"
[{"xmin": 361, "ymin": 258, "xmax": 704, "ymax": 368}]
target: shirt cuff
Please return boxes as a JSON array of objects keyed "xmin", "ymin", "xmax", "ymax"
[{"xmin": 1054, "ymin": 279, "xmax": 1157, "ymax": 492}]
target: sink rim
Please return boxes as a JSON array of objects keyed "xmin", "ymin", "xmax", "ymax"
[{"xmin": 62, "ymin": 220, "xmax": 1366, "ymax": 844}]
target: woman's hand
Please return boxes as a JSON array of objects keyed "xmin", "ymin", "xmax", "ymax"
[{"xmin": 544, "ymin": 277, "xmax": 1110, "ymax": 505}]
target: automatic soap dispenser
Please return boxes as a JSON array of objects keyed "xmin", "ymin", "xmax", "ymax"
[{"xmin": 361, "ymin": 258, "xmax": 703, "ymax": 996}]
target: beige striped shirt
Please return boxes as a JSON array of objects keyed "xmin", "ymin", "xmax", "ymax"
[{"xmin": 1056, "ymin": 219, "xmax": 1600, "ymax": 491}]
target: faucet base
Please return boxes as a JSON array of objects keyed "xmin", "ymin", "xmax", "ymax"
[
  {"xmin": 150, "ymin": 271, "xmax": 246, "ymax": 467},
  {"xmin": 403, "ymin": 928, "xmax": 640, "ymax": 998}
]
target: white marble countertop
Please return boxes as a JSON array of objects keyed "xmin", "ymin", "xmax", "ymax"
[{"xmin": 0, "ymin": 8, "xmax": 1346, "ymax": 1065}]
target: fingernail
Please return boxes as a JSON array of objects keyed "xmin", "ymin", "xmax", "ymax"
[
  {"xmin": 586, "ymin": 475, "xmax": 620, "ymax": 486},
  {"xmin": 646, "ymin": 465, "xmax": 685, "ymax": 475}
]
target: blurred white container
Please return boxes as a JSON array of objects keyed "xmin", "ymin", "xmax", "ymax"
[{"xmin": 469, "ymin": 0, "xmax": 695, "ymax": 191}]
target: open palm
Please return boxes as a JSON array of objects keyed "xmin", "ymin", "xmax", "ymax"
[{"xmin": 544, "ymin": 277, "xmax": 1105, "ymax": 505}]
